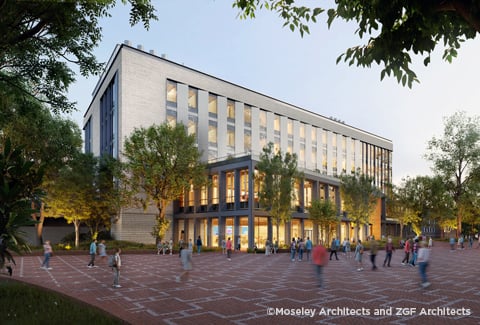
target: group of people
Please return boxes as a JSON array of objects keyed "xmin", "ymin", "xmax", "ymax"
[
  {"xmin": 311, "ymin": 235, "xmax": 432, "ymax": 289},
  {"xmin": 41, "ymin": 239, "xmax": 122, "ymax": 288},
  {"xmin": 290, "ymin": 237, "xmax": 313, "ymax": 262}
]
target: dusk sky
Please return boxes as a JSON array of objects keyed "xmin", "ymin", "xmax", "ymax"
[{"xmin": 67, "ymin": 1, "xmax": 480, "ymax": 185}]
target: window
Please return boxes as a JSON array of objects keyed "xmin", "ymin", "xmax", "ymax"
[
  {"xmin": 240, "ymin": 169, "xmax": 249, "ymax": 208},
  {"xmin": 259, "ymin": 110, "xmax": 267, "ymax": 131},
  {"xmin": 188, "ymin": 183, "xmax": 195, "ymax": 208},
  {"xmin": 299, "ymin": 123, "xmax": 305, "ymax": 140},
  {"xmin": 166, "ymin": 109, "xmax": 177, "ymax": 127},
  {"xmin": 260, "ymin": 132, "xmax": 267, "ymax": 150},
  {"xmin": 227, "ymin": 125, "xmax": 235, "ymax": 149},
  {"xmin": 274, "ymin": 115, "xmax": 280, "ymax": 135},
  {"xmin": 100, "ymin": 73, "xmax": 118, "ymax": 157},
  {"xmin": 188, "ymin": 87, "xmax": 198, "ymax": 110},
  {"xmin": 227, "ymin": 99, "xmax": 235, "ymax": 121},
  {"xmin": 304, "ymin": 181, "xmax": 312, "ymax": 209},
  {"xmin": 226, "ymin": 172, "xmax": 234, "ymax": 203},
  {"xmin": 167, "ymin": 80, "xmax": 177, "ymax": 103},
  {"xmin": 208, "ymin": 121, "xmax": 217, "ymax": 146},
  {"xmin": 188, "ymin": 115, "xmax": 197, "ymax": 138},
  {"xmin": 244, "ymin": 105, "xmax": 252, "ymax": 127},
  {"xmin": 200, "ymin": 186, "xmax": 208, "ymax": 206},
  {"xmin": 244, "ymin": 130, "xmax": 251, "ymax": 152},
  {"xmin": 287, "ymin": 119, "xmax": 293, "ymax": 137},
  {"xmin": 208, "ymin": 94, "xmax": 217, "ymax": 117},
  {"xmin": 211, "ymin": 175, "xmax": 219, "ymax": 204},
  {"xmin": 84, "ymin": 118, "xmax": 92, "ymax": 153},
  {"xmin": 311, "ymin": 127, "xmax": 317, "ymax": 145}
]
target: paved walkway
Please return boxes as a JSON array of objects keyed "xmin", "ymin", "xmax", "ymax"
[{"xmin": 7, "ymin": 241, "xmax": 480, "ymax": 324}]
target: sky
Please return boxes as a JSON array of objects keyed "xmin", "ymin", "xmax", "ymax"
[{"xmin": 67, "ymin": 1, "xmax": 480, "ymax": 185}]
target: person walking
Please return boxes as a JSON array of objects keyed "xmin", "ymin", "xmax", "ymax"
[
  {"xmin": 329, "ymin": 238, "xmax": 339, "ymax": 260},
  {"xmin": 226, "ymin": 237, "xmax": 232, "ymax": 261},
  {"xmin": 176, "ymin": 245, "xmax": 193, "ymax": 282},
  {"xmin": 221, "ymin": 238, "xmax": 226, "ymax": 254},
  {"xmin": 87, "ymin": 239, "xmax": 97, "ymax": 268},
  {"xmin": 297, "ymin": 239, "xmax": 305, "ymax": 261},
  {"xmin": 401, "ymin": 237, "xmax": 411, "ymax": 265},
  {"xmin": 417, "ymin": 241, "xmax": 431, "ymax": 288},
  {"xmin": 409, "ymin": 238, "xmax": 419, "ymax": 267},
  {"xmin": 383, "ymin": 237, "xmax": 395, "ymax": 267},
  {"xmin": 312, "ymin": 241, "xmax": 328, "ymax": 288},
  {"xmin": 305, "ymin": 237, "xmax": 313, "ymax": 261},
  {"xmin": 355, "ymin": 240, "xmax": 364, "ymax": 271},
  {"xmin": 290, "ymin": 238, "xmax": 297, "ymax": 262},
  {"xmin": 98, "ymin": 240, "xmax": 107, "ymax": 263},
  {"xmin": 112, "ymin": 248, "xmax": 122, "ymax": 288},
  {"xmin": 265, "ymin": 240, "xmax": 271, "ymax": 256},
  {"xmin": 196, "ymin": 236, "xmax": 202, "ymax": 255},
  {"xmin": 369, "ymin": 238, "xmax": 378, "ymax": 270},
  {"xmin": 41, "ymin": 240, "xmax": 53, "ymax": 270}
]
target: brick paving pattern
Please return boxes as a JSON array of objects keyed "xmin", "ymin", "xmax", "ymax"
[{"xmin": 8, "ymin": 241, "xmax": 480, "ymax": 324}]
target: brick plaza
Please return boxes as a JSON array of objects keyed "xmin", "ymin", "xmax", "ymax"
[{"xmin": 7, "ymin": 241, "xmax": 480, "ymax": 324}]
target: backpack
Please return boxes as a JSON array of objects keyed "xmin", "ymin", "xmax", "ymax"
[{"xmin": 108, "ymin": 255, "xmax": 116, "ymax": 267}]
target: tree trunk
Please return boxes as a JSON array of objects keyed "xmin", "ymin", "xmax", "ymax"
[{"xmin": 74, "ymin": 220, "xmax": 80, "ymax": 248}]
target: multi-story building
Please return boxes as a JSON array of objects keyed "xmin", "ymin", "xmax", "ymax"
[{"xmin": 83, "ymin": 42, "xmax": 393, "ymax": 249}]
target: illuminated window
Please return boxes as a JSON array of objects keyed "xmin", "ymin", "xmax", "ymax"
[
  {"xmin": 188, "ymin": 183, "xmax": 194, "ymax": 208},
  {"xmin": 188, "ymin": 87, "xmax": 198, "ymax": 110},
  {"xmin": 274, "ymin": 115, "xmax": 280, "ymax": 134},
  {"xmin": 299, "ymin": 143, "xmax": 305, "ymax": 164},
  {"xmin": 311, "ymin": 127, "xmax": 317, "ymax": 145},
  {"xmin": 240, "ymin": 169, "xmax": 249, "ymax": 202},
  {"xmin": 259, "ymin": 110, "xmax": 267, "ymax": 131},
  {"xmin": 299, "ymin": 123, "xmax": 305, "ymax": 140},
  {"xmin": 226, "ymin": 172, "xmax": 235, "ymax": 203},
  {"xmin": 200, "ymin": 186, "xmax": 208, "ymax": 206},
  {"xmin": 304, "ymin": 181, "xmax": 312, "ymax": 208},
  {"xmin": 244, "ymin": 105, "xmax": 252, "ymax": 127},
  {"xmin": 208, "ymin": 94, "xmax": 217, "ymax": 116},
  {"xmin": 188, "ymin": 115, "xmax": 197, "ymax": 137},
  {"xmin": 287, "ymin": 119, "xmax": 293, "ymax": 137},
  {"xmin": 227, "ymin": 99, "xmax": 235, "ymax": 121},
  {"xmin": 211, "ymin": 175, "xmax": 219, "ymax": 204},
  {"xmin": 166, "ymin": 109, "xmax": 176, "ymax": 127},
  {"xmin": 167, "ymin": 80, "xmax": 177, "ymax": 103}
]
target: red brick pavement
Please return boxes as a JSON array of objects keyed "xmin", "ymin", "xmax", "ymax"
[{"xmin": 6, "ymin": 241, "xmax": 480, "ymax": 324}]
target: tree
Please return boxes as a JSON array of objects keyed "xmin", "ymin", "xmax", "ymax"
[
  {"xmin": 46, "ymin": 153, "xmax": 97, "ymax": 247},
  {"xmin": 425, "ymin": 111, "xmax": 480, "ymax": 237},
  {"xmin": 83, "ymin": 154, "xmax": 124, "ymax": 239},
  {"xmin": 233, "ymin": 1, "xmax": 480, "ymax": 87},
  {"xmin": 0, "ymin": 0, "xmax": 157, "ymax": 114},
  {"xmin": 1, "ymin": 98, "xmax": 82, "ymax": 245},
  {"xmin": 255, "ymin": 142, "xmax": 302, "ymax": 243},
  {"xmin": 308, "ymin": 199, "xmax": 339, "ymax": 245},
  {"xmin": 0, "ymin": 138, "xmax": 44, "ymax": 269},
  {"xmin": 122, "ymin": 123, "xmax": 207, "ymax": 241},
  {"xmin": 340, "ymin": 169, "xmax": 379, "ymax": 240},
  {"xmin": 386, "ymin": 184, "xmax": 420, "ymax": 238}
]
